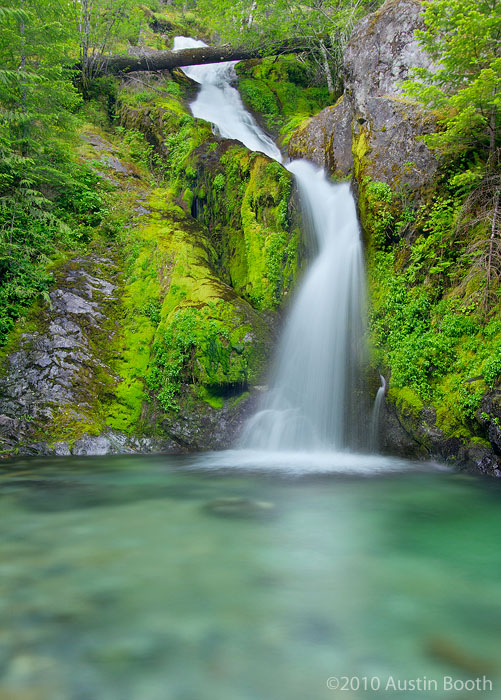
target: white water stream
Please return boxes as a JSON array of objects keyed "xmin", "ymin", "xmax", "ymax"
[
  {"xmin": 173, "ymin": 37, "xmax": 281, "ymax": 161},
  {"xmin": 175, "ymin": 37, "xmax": 370, "ymax": 454}
]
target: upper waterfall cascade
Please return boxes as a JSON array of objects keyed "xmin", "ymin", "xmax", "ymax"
[
  {"xmin": 176, "ymin": 36, "xmax": 367, "ymax": 451},
  {"xmin": 173, "ymin": 37, "xmax": 281, "ymax": 161}
]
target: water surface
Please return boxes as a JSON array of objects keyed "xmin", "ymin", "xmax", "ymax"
[{"xmin": 1, "ymin": 454, "xmax": 500, "ymax": 699}]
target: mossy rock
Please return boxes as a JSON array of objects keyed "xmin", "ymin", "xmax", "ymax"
[
  {"xmin": 118, "ymin": 185, "xmax": 273, "ymax": 418},
  {"xmin": 118, "ymin": 77, "xmax": 304, "ymax": 312},
  {"xmin": 235, "ymin": 56, "xmax": 331, "ymax": 145}
]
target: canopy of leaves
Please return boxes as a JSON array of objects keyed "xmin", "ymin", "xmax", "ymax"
[
  {"xmin": 192, "ymin": 0, "xmax": 383, "ymax": 95},
  {"xmin": 402, "ymin": 0, "xmax": 500, "ymax": 166}
]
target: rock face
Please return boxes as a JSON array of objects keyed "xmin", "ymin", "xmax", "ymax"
[
  {"xmin": 379, "ymin": 394, "xmax": 501, "ymax": 478},
  {"xmin": 0, "ymin": 255, "xmax": 119, "ymax": 452},
  {"xmin": 477, "ymin": 390, "xmax": 501, "ymax": 456},
  {"xmin": 287, "ymin": 96, "xmax": 353, "ymax": 176},
  {"xmin": 345, "ymin": 0, "xmax": 433, "ymax": 107},
  {"xmin": 0, "ymin": 253, "xmax": 176, "ymax": 456},
  {"xmin": 289, "ymin": 0, "xmax": 438, "ymax": 192},
  {"xmin": 0, "ymin": 123, "xmax": 288, "ymax": 457}
]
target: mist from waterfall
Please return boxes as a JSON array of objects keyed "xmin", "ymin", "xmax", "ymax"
[{"xmin": 176, "ymin": 36, "xmax": 367, "ymax": 452}]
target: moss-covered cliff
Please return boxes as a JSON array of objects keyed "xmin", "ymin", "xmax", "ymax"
[
  {"xmin": 0, "ymin": 0, "xmax": 498, "ymax": 473},
  {"xmin": 0, "ymin": 61, "xmax": 303, "ymax": 455}
]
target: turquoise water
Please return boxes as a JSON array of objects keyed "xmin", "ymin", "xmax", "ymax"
[{"xmin": 1, "ymin": 454, "xmax": 500, "ymax": 699}]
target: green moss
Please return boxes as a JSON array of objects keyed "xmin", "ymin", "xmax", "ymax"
[
  {"xmin": 45, "ymin": 408, "xmax": 103, "ymax": 445},
  {"xmin": 388, "ymin": 386, "xmax": 424, "ymax": 420},
  {"xmin": 113, "ymin": 181, "xmax": 271, "ymax": 414},
  {"xmin": 118, "ymin": 74, "xmax": 303, "ymax": 313},
  {"xmin": 235, "ymin": 56, "xmax": 331, "ymax": 144},
  {"xmin": 469, "ymin": 436, "xmax": 491, "ymax": 448},
  {"xmin": 197, "ymin": 386, "xmax": 225, "ymax": 409},
  {"xmin": 228, "ymin": 390, "xmax": 250, "ymax": 408}
]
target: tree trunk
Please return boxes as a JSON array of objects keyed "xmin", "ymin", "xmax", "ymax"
[
  {"xmin": 485, "ymin": 190, "xmax": 499, "ymax": 302},
  {"xmin": 319, "ymin": 40, "xmax": 334, "ymax": 98},
  {"xmin": 84, "ymin": 39, "xmax": 311, "ymax": 76}
]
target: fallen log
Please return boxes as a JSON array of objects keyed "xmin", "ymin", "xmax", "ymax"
[{"xmin": 87, "ymin": 39, "xmax": 311, "ymax": 76}]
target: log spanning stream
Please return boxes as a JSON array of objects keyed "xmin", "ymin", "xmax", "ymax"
[{"xmin": 1, "ymin": 38, "xmax": 499, "ymax": 700}]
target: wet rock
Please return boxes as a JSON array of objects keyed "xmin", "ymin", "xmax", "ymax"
[
  {"xmin": 163, "ymin": 389, "xmax": 261, "ymax": 450},
  {"xmin": 289, "ymin": 0, "xmax": 438, "ymax": 192},
  {"xmin": 426, "ymin": 637, "xmax": 494, "ymax": 676},
  {"xmin": 4, "ymin": 652, "xmax": 63, "ymax": 694},
  {"xmin": 72, "ymin": 435, "xmax": 114, "ymax": 457},
  {"xmin": 379, "ymin": 393, "xmax": 501, "ymax": 476},
  {"xmin": 288, "ymin": 96, "xmax": 353, "ymax": 176},
  {"xmin": 71, "ymin": 432, "xmax": 176, "ymax": 456},
  {"xmin": 53, "ymin": 442, "xmax": 71, "ymax": 456},
  {"xmin": 87, "ymin": 632, "xmax": 170, "ymax": 668},
  {"xmin": 203, "ymin": 496, "xmax": 275, "ymax": 519},
  {"xmin": 477, "ymin": 389, "xmax": 501, "ymax": 455},
  {"xmin": 455, "ymin": 444, "xmax": 501, "ymax": 478},
  {"xmin": 379, "ymin": 402, "xmax": 426, "ymax": 459}
]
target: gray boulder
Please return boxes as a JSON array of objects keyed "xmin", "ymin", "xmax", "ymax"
[{"xmin": 289, "ymin": 0, "xmax": 438, "ymax": 192}]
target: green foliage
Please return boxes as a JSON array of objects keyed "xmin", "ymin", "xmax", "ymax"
[
  {"xmin": 196, "ymin": 0, "xmax": 382, "ymax": 95},
  {"xmin": 405, "ymin": 196, "xmax": 458, "ymax": 283},
  {"xmin": 148, "ymin": 305, "xmax": 245, "ymax": 411},
  {"xmin": 115, "ymin": 126, "xmax": 165, "ymax": 176},
  {"xmin": 362, "ymin": 178, "xmax": 395, "ymax": 249},
  {"xmin": 236, "ymin": 56, "xmax": 330, "ymax": 140},
  {"xmin": 212, "ymin": 173, "xmax": 225, "ymax": 192},
  {"xmin": 402, "ymin": 0, "xmax": 500, "ymax": 166},
  {"xmin": 483, "ymin": 344, "xmax": 501, "ymax": 387},
  {"xmin": 0, "ymin": 0, "xmax": 117, "ymax": 345},
  {"xmin": 365, "ymin": 179, "xmax": 393, "ymax": 203},
  {"xmin": 370, "ymin": 248, "xmax": 500, "ymax": 433}
]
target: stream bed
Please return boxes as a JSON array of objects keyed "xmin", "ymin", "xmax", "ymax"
[{"xmin": 1, "ymin": 454, "xmax": 500, "ymax": 699}]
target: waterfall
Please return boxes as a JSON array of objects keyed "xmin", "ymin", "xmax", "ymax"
[
  {"xmin": 173, "ymin": 37, "xmax": 281, "ymax": 161},
  {"xmin": 241, "ymin": 165, "xmax": 366, "ymax": 450},
  {"xmin": 370, "ymin": 375, "xmax": 386, "ymax": 450},
  {"xmin": 176, "ymin": 37, "xmax": 367, "ymax": 452}
]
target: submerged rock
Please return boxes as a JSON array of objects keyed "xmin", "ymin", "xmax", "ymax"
[
  {"xmin": 203, "ymin": 496, "xmax": 275, "ymax": 519},
  {"xmin": 426, "ymin": 637, "xmax": 494, "ymax": 676}
]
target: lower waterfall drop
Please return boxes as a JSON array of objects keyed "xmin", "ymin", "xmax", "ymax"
[
  {"xmin": 241, "ymin": 162, "xmax": 366, "ymax": 450},
  {"xmin": 176, "ymin": 36, "xmax": 367, "ymax": 452}
]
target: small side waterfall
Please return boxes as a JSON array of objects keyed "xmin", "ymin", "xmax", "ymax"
[
  {"xmin": 370, "ymin": 375, "xmax": 387, "ymax": 450},
  {"xmin": 177, "ymin": 36, "xmax": 367, "ymax": 453}
]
